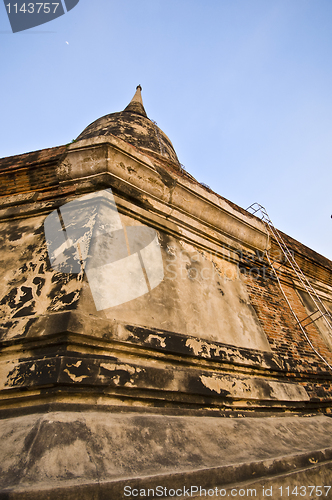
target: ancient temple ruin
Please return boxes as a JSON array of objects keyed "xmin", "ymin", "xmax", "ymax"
[{"xmin": 1, "ymin": 86, "xmax": 332, "ymax": 498}]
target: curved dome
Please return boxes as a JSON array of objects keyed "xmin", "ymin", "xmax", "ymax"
[{"xmin": 76, "ymin": 86, "xmax": 179, "ymax": 165}]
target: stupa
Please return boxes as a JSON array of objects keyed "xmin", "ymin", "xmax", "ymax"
[{"xmin": 0, "ymin": 86, "xmax": 332, "ymax": 498}]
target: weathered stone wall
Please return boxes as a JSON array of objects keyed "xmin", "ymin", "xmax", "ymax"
[
  {"xmin": 1, "ymin": 131, "xmax": 332, "ymax": 497},
  {"xmin": 0, "ymin": 134, "xmax": 331, "ymax": 414}
]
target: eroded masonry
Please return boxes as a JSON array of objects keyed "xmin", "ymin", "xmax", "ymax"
[{"xmin": 1, "ymin": 86, "xmax": 332, "ymax": 498}]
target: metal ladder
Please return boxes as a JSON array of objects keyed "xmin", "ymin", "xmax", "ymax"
[{"xmin": 246, "ymin": 203, "xmax": 332, "ymax": 370}]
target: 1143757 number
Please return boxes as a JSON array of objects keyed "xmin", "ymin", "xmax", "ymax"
[
  {"xmin": 6, "ymin": 3, "xmax": 60, "ymax": 14},
  {"xmin": 279, "ymin": 485, "xmax": 331, "ymax": 496}
]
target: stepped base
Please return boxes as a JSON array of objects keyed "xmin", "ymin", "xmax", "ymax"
[{"xmin": 1, "ymin": 409, "xmax": 332, "ymax": 499}]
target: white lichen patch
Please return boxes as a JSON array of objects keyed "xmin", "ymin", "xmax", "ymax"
[
  {"xmin": 145, "ymin": 334, "xmax": 166, "ymax": 348},
  {"xmin": 200, "ymin": 374, "xmax": 310, "ymax": 401},
  {"xmin": 68, "ymin": 361, "xmax": 82, "ymax": 368},
  {"xmin": 63, "ymin": 369, "xmax": 88, "ymax": 383},
  {"xmin": 100, "ymin": 363, "xmax": 138, "ymax": 375},
  {"xmin": 200, "ymin": 375, "xmax": 225, "ymax": 395},
  {"xmin": 99, "ymin": 363, "xmax": 142, "ymax": 387},
  {"xmin": 185, "ymin": 338, "xmax": 215, "ymax": 357},
  {"xmin": 200, "ymin": 374, "xmax": 251, "ymax": 397},
  {"xmin": 1, "ymin": 359, "xmax": 20, "ymax": 390}
]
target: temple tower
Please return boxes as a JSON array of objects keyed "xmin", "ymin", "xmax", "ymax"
[{"xmin": 1, "ymin": 87, "xmax": 332, "ymax": 498}]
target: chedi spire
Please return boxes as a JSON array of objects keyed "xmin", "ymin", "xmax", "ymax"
[{"xmin": 123, "ymin": 84, "xmax": 147, "ymax": 118}]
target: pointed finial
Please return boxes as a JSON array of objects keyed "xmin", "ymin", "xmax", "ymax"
[{"xmin": 123, "ymin": 85, "xmax": 147, "ymax": 117}]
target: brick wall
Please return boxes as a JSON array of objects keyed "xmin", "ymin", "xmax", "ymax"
[
  {"xmin": 240, "ymin": 249, "xmax": 332, "ymax": 375},
  {"xmin": 0, "ymin": 146, "xmax": 67, "ymax": 196}
]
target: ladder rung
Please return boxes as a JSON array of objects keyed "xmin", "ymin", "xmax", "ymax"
[
  {"xmin": 300, "ymin": 309, "xmax": 322, "ymax": 322},
  {"xmin": 301, "ymin": 314, "xmax": 325, "ymax": 328}
]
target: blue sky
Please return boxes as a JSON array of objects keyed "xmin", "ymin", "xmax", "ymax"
[{"xmin": 1, "ymin": 0, "xmax": 331, "ymax": 259}]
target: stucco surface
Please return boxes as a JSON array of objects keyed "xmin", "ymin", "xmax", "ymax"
[
  {"xmin": 1, "ymin": 412, "xmax": 332, "ymax": 497},
  {"xmin": 0, "ymin": 200, "xmax": 270, "ymax": 351},
  {"xmin": 0, "ymin": 215, "xmax": 83, "ymax": 341},
  {"xmin": 1, "ymin": 88, "xmax": 332, "ymax": 500},
  {"xmin": 89, "ymin": 213, "xmax": 271, "ymax": 351}
]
